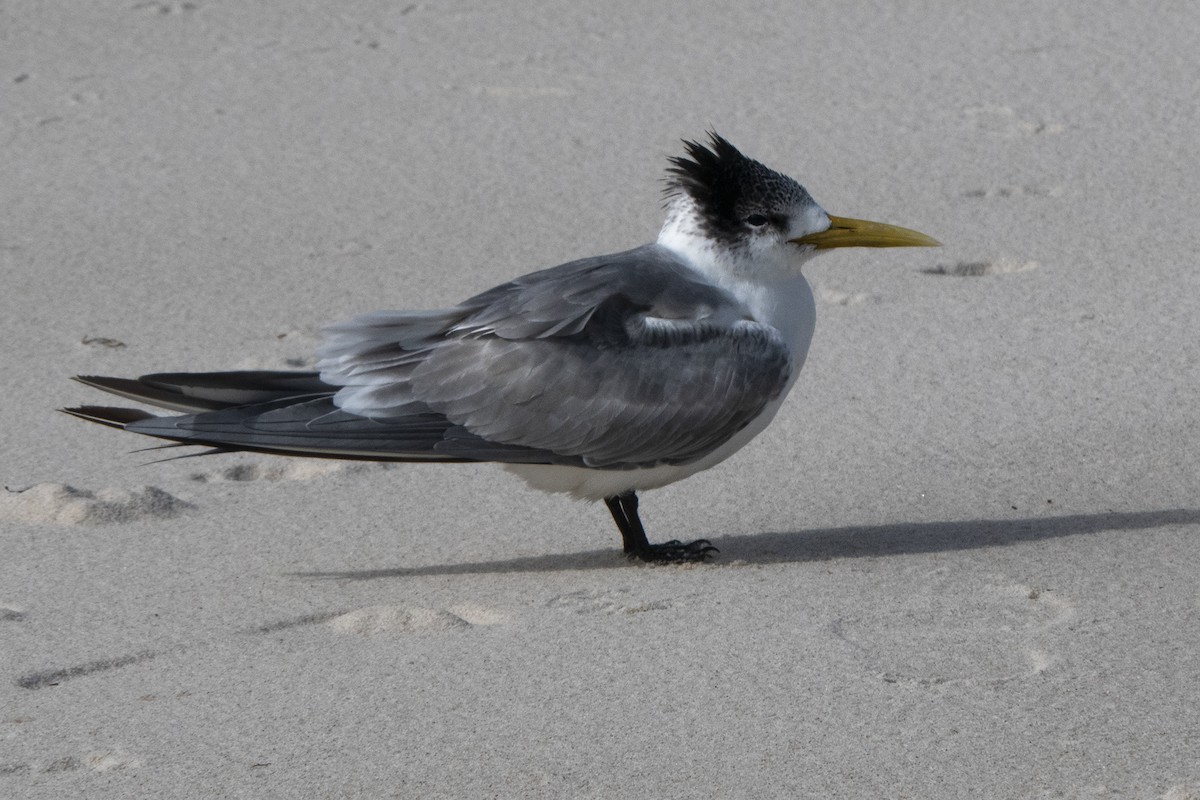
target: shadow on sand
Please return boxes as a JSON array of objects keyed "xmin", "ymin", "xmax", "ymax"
[{"xmin": 292, "ymin": 507, "xmax": 1200, "ymax": 580}]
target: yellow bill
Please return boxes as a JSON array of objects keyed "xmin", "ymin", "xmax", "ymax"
[{"xmin": 790, "ymin": 215, "xmax": 940, "ymax": 249}]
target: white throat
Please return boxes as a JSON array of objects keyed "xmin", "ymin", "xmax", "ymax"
[{"xmin": 655, "ymin": 196, "xmax": 817, "ymax": 350}]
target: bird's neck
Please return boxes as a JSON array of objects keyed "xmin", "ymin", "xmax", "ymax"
[{"xmin": 656, "ymin": 199, "xmax": 814, "ymax": 346}]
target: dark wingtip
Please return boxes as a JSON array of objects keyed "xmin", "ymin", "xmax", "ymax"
[
  {"xmin": 73, "ymin": 374, "xmax": 137, "ymax": 392},
  {"xmin": 60, "ymin": 405, "xmax": 158, "ymax": 429}
]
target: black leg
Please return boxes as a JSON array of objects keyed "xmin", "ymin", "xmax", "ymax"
[
  {"xmin": 603, "ymin": 491, "xmax": 718, "ymax": 563},
  {"xmin": 605, "ymin": 491, "xmax": 650, "ymax": 553}
]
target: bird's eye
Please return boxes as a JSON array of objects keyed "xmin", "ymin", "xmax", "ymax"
[{"xmin": 746, "ymin": 213, "xmax": 770, "ymax": 228}]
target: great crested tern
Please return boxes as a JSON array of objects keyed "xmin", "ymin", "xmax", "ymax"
[{"xmin": 64, "ymin": 133, "xmax": 938, "ymax": 562}]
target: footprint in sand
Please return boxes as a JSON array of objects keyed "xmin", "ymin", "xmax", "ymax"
[
  {"xmin": 828, "ymin": 576, "xmax": 1076, "ymax": 686},
  {"xmin": 133, "ymin": 1, "xmax": 198, "ymax": 14},
  {"xmin": 0, "ymin": 484, "xmax": 191, "ymax": 525},
  {"xmin": 16, "ymin": 650, "xmax": 161, "ymax": 690},
  {"xmin": 546, "ymin": 588, "xmax": 672, "ymax": 616},
  {"xmin": 1162, "ymin": 786, "xmax": 1200, "ymax": 800},
  {"xmin": 996, "ymin": 581, "xmax": 1076, "ymax": 676},
  {"xmin": 323, "ymin": 604, "xmax": 508, "ymax": 635},
  {"xmin": 0, "ymin": 751, "xmax": 141, "ymax": 776},
  {"xmin": 964, "ymin": 104, "xmax": 1066, "ymax": 137},
  {"xmin": 79, "ymin": 335, "xmax": 127, "ymax": 349},
  {"xmin": 813, "ymin": 286, "xmax": 879, "ymax": 307},
  {"xmin": 962, "ymin": 185, "xmax": 1063, "ymax": 199},
  {"xmin": 924, "ymin": 259, "xmax": 1039, "ymax": 277},
  {"xmin": 189, "ymin": 458, "xmax": 390, "ymax": 483}
]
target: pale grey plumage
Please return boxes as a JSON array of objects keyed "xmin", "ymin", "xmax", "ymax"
[
  {"xmin": 95, "ymin": 243, "xmax": 792, "ymax": 471},
  {"xmin": 315, "ymin": 244, "xmax": 792, "ymax": 467},
  {"xmin": 63, "ymin": 132, "xmax": 937, "ymax": 561}
]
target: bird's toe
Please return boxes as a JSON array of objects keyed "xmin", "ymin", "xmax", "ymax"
[{"xmin": 628, "ymin": 539, "xmax": 718, "ymax": 564}]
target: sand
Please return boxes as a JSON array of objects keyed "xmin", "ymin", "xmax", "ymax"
[{"xmin": 3, "ymin": 1, "xmax": 1199, "ymax": 797}]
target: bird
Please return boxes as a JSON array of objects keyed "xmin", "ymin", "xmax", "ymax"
[{"xmin": 63, "ymin": 133, "xmax": 938, "ymax": 562}]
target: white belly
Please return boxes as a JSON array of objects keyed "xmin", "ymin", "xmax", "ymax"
[{"xmin": 504, "ymin": 390, "xmax": 793, "ymax": 500}]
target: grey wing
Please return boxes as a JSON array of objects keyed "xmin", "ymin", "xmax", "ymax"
[
  {"xmin": 315, "ymin": 244, "xmax": 717, "ymax": 413},
  {"xmin": 315, "ymin": 245, "xmax": 794, "ymax": 469},
  {"xmin": 109, "ymin": 397, "xmax": 575, "ymax": 464},
  {"xmin": 412, "ymin": 313, "xmax": 792, "ymax": 467}
]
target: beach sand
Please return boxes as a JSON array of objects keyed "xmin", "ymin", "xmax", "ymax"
[{"xmin": 3, "ymin": 1, "xmax": 1198, "ymax": 796}]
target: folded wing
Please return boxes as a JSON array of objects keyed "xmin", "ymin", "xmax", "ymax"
[
  {"xmin": 70, "ymin": 245, "xmax": 793, "ymax": 470},
  {"xmin": 314, "ymin": 244, "xmax": 793, "ymax": 468}
]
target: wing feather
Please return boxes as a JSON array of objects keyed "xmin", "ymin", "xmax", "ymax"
[
  {"xmin": 314, "ymin": 244, "xmax": 793, "ymax": 468},
  {"xmin": 118, "ymin": 398, "xmax": 575, "ymax": 465},
  {"xmin": 75, "ymin": 245, "xmax": 794, "ymax": 470}
]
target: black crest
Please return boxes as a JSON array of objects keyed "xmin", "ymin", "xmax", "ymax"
[{"xmin": 664, "ymin": 132, "xmax": 813, "ymax": 239}]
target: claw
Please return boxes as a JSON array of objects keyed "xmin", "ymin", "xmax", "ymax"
[{"xmin": 628, "ymin": 538, "xmax": 719, "ymax": 564}]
